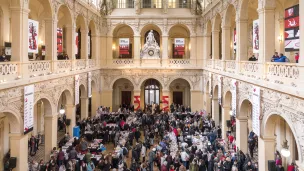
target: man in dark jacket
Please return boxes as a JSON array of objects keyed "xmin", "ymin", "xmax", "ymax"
[{"xmin": 135, "ymin": 129, "xmax": 141, "ymax": 142}]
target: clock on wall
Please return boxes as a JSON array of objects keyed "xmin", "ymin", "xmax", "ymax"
[{"xmin": 148, "ymin": 50, "xmax": 154, "ymax": 56}]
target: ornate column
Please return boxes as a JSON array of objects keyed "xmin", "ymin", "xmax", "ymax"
[
  {"xmin": 91, "ymin": 34, "xmax": 100, "ymax": 59},
  {"xmin": 133, "ymin": 34, "xmax": 141, "ymax": 65},
  {"xmin": 106, "ymin": 36, "xmax": 113, "ymax": 60},
  {"xmin": 235, "ymin": 116, "xmax": 248, "ymax": 153},
  {"xmin": 100, "ymin": 35, "xmax": 107, "ymax": 66},
  {"xmin": 65, "ymin": 104, "xmax": 76, "ymax": 135},
  {"xmin": 100, "ymin": 90, "xmax": 113, "ymax": 111},
  {"xmin": 9, "ymin": 134, "xmax": 29, "ymax": 171},
  {"xmin": 44, "ymin": 115, "xmax": 58, "ymax": 161},
  {"xmin": 236, "ymin": 19, "xmax": 248, "ymax": 61},
  {"xmin": 81, "ymin": 29, "xmax": 89, "ymax": 68},
  {"xmin": 196, "ymin": 34, "xmax": 204, "ymax": 66},
  {"xmin": 212, "ymin": 97, "xmax": 219, "ymax": 126},
  {"xmin": 162, "ymin": 34, "xmax": 169, "ymax": 65},
  {"xmin": 222, "ymin": 26, "xmax": 231, "ymax": 60},
  {"xmin": 80, "ymin": 96, "xmax": 89, "ymax": 120},
  {"xmin": 133, "ymin": 89, "xmax": 141, "ymax": 111},
  {"xmin": 190, "ymin": 35, "xmax": 197, "ymax": 59},
  {"xmin": 258, "ymin": 6, "xmax": 275, "ymax": 63},
  {"xmin": 204, "ymin": 91, "xmax": 211, "ymax": 115},
  {"xmin": 203, "ymin": 34, "xmax": 211, "ymax": 59},
  {"xmin": 44, "ymin": 17, "xmax": 58, "ymax": 61},
  {"xmin": 212, "ymin": 30, "xmax": 220, "ymax": 59},
  {"xmin": 66, "ymin": 25, "xmax": 76, "ymax": 60},
  {"xmin": 91, "ymin": 90, "xmax": 101, "ymax": 116},
  {"xmin": 258, "ymin": 136, "xmax": 275, "ymax": 171},
  {"xmin": 221, "ymin": 105, "xmax": 230, "ymax": 139},
  {"xmin": 191, "ymin": 90, "xmax": 203, "ymax": 112},
  {"xmin": 10, "ymin": 4, "xmax": 29, "ymax": 61}
]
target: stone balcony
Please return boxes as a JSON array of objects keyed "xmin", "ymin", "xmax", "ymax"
[{"xmin": 0, "ymin": 58, "xmax": 303, "ymax": 98}]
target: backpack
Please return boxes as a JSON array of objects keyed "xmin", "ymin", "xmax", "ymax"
[{"xmin": 123, "ymin": 147, "xmax": 128, "ymax": 155}]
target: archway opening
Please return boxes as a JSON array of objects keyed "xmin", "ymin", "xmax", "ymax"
[
  {"xmin": 112, "ymin": 25, "xmax": 134, "ymax": 59},
  {"xmin": 75, "ymin": 15, "xmax": 87, "ymax": 59},
  {"xmin": 169, "ymin": 78, "xmax": 191, "ymax": 107},
  {"xmin": 264, "ymin": 114, "xmax": 299, "ymax": 168},
  {"xmin": 112, "ymin": 78, "xmax": 134, "ymax": 112},
  {"xmin": 168, "ymin": 25, "xmax": 190, "ymax": 59},
  {"xmin": 57, "ymin": 5, "xmax": 73, "ymax": 59}
]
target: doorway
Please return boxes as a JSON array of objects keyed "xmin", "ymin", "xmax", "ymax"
[
  {"xmin": 121, "ymin": 91, "xmax": 131, "ymax": 106},
  {"xmin": 173, "ymin": 91, "xmax": 183, "ymax": 105}
]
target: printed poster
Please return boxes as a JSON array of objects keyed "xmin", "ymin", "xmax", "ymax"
[
  {"xmin": 252, "ymin": 19, "xmax": 259, "ymax": 53},
  {"xmin": 24, "ymin": 85, "xmax": 34, "ymax": 134},
  {"xmin": 174, "ymin": 38, "xmax": 185, "ymax": 55},
  {"xmin": 119, "ymin": 38, "xmax": 130, "ymax": 55},
  {"xmin": 285, "ymin": 4, "xmax": 300, "ymax": 52},
  {"xmin": 75, "ymin": 75, "xmax": 80, "ymax": 105},
  {"xmin": 28, "ymin": 19, "xmax": 39, "ymax": 53},
  {"xmin": 75, "ymin": 32, "xmax": 79, "ymax": 56},
  {"xmin": 162, "ymin": 96, "xmax": 169, "ymax": 111},
  {"xmin": 88, "ymin": 72, "xmax": 92, "ymax": 98},
  {"xmin": 252, "ymin": 86, "xmax": 260, "ymax": 137},
  {"xmin": 134, "ymin": 96, "xmax": 140, "ymax": 110},
  {"xmin": 57, "ymin": 28, "xmax": 63, "ymax": 54}
]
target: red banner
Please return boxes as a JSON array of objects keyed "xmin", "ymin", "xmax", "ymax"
[
  {"xmin": 133, "ymin": 96, "xmax": 140, "ymax": 110},
  {"xmin": 57, "ymin": 28, "xmax": 63, "ymax": 53},
  {"xmin": 119, "ymin": 38, "xmax": 129, "ymax": 55},
  {"xmin": 162, "ymin": 96, "xmax": 169, "ymax": 111},
  {"xmin": 285, "ymin": 17, "xmax": 299, "ymax": 29},
  {"xmin": 174, "ymin": 38, "xmax": 185, "ymax": 55}
]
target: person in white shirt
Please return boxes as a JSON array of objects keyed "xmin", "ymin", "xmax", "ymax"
[
  {"xmin": 141, "ymin": 144, "xmax": 147, "ymax": 162},
  {"xmin": 180, "ymin": 150, "xmax": 189, "ymax": 168}
]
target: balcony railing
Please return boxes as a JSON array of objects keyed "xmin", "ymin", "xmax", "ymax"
[
  {"xmin": 75, "ymin": 59, "xmax": 87, "ymax": 70},
  {"xmin": 54, "ymin": 60, "xmax": 72, "ymax": 73},
  {"xmin": 0, "ymin": 62, "xmax": 20, "ymax": 82},
  {"xmin": 239, "ymin": 61, "xmax": 262, "ymax": 78},
  {"xmin": 225, "ymin": 60, "xmax": 236, "ymax": 74},
  {"xmin": 28, "ymin": 61, "xmax": 51, "ymax": 76}
]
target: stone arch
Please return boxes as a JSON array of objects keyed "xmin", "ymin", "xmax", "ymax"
[
  {"xmin": 166, "ymin": 77, "xmax": 194, "ymax": 90},
  {"xmin": 238, "ymin": 97, "xmax": 252, "ymax": 118},
  {"xmin": 91, "ymin": 79, "xmax": 98, "ymax": 92},
  {"xmin": 110, "ymin": 76, "xmax": 136, "ymax": 90},
  {"xmin": 79, "ymin": 84, "xmax": 87, "ymax": 97},
  {"xmin": 140, "ymin": 24, "xmax": 163, "ymax": 36},
  {"xmin": 76, "ymin": 14, "xmax": 87, "ymax": 30},
  {"xmin": 110, "ymin": 24, "xmax": 135, "ymax": 36},
  {"xmin": 0, "ymin": 109, "xmax": 22, "ymax": 134},
  {"xmin": 29, "ymin": 0, "xmax": 53, "ymax": 20},
  {"xmin": 223, "ymin": 90, "xmax": 232, "ymax": 107},
  {"xmin": 89, "ymin": 20, "xmax": 97, "ymax": 35},
  {"xmin": 57, "ymin": 89, "xmax": 73, "ymax": 106},
  {"xmin": 263, "ymin": 112, "xmax": 302, "ymax": 162},
  {"xmin": 212, "ymin": 13, "xmax": 222, "ymax": 31},
  {"xmin": 138, "ymin": 76, "xmax": 164, "ymax": 90},
  {"xmin": 34, "ymin": 96, "xmax": 54, "ymax": 116},
  {"xmin": 223, "ymin": 4, "xmax": 236, "ymax": 27},
  {"xmin": 167, "ymin": 24, "xmax": 191, "ymax": 37},
  {"xmin": 213, "ymin": 85, "xmax": 219, "ymax": 98},
  {"xmin": 57, "ymin": 4, "xmax": 73, "ymax": 27},
  {"xmin": 204, "ymin": 20, "xmax": 212, "ymax": 35}
]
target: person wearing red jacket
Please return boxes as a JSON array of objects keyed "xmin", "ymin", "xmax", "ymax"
[{"xmin": 295, "ymin": 52, "xmax": 299, "ymax": 63}]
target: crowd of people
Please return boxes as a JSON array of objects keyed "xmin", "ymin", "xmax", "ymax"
[{"xmin": 24, "ymin": 103, "xmax": 300, "ymax": 171}]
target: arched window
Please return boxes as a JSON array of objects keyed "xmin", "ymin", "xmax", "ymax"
[
  {"xmin": 144, "ymin": 79, "xmax": 160, "ymax": 105},
  {"xmin": 142, "ymin": 0, "xmax": 162, "ymax": 8}
]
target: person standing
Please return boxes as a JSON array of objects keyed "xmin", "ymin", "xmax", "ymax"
[
  {"xmin": 295, "ymin": 52, "xmax": 299, "ymax": 63},
  {"xmin": 148, "ymin": 148, "xmax": 156, "ymax": 171}
]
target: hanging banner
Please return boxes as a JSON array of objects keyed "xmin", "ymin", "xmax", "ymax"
[
  {"xmin": 252, "ymin": 19, "xmax": 259, "ymax": 53},
  {"xmin": 24, "ymin": 85, "xmax": 34, "ymax": 134},
  {"xmin": 133, "ymin": 96, "xmax": 140, "ymax": 110},
  {"xmin": 284, "ymin": 4, "xmax": 300, "ymax": 52},
  {"xmin": 75, "ymin": 75, "xmax": 80, "ymax": 105},
  {"xmin": 218, "ymin": 75, "xmax": 222, "ymax": 105},
  {"xmin": 233, "ymin": 28, "xmax": 237, "ymax": 54},
  {"xmin": 162, "ymin": 96, "xmax": 169, "ymax": 111},
  {"xmin": 209, "ymin": 72, "xmax": 212, "ymax": 96},
  {"xmin": 28, "ymin": 19, "xmax": 39, "ymax": 53},
  {"xmin": 231, "ymin": 79, "xmax": 237, "ymax": 116},
  {"xmin": 88, "ymin": 34, "xmax": 91, "ymax": 57},
  {"xmin": 88, "ymin": 72, "xmax": 92, "ymax": 98},
  {"xmin": 57, "ymin": 28, "xmax": 63, "ymax": 54},
  {"xmin": 75, "ymin": 32, "xmax": 79, "ymax": 56},
  {"xmin": 252, "ymin": 86, "xmax": 260, "ymax": 137},
  {"xmin": 174, "ymin": 38, "xmax": 185, "ymax": 55},
  {"xmin": 119, "ymin": 38, "xmax": 130, "ymax": 55}
]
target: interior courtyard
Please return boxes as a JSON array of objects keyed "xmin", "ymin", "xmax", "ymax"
[{"xmin": 0, "ymin": 0, "xmax": 304, "ymax": 170}]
